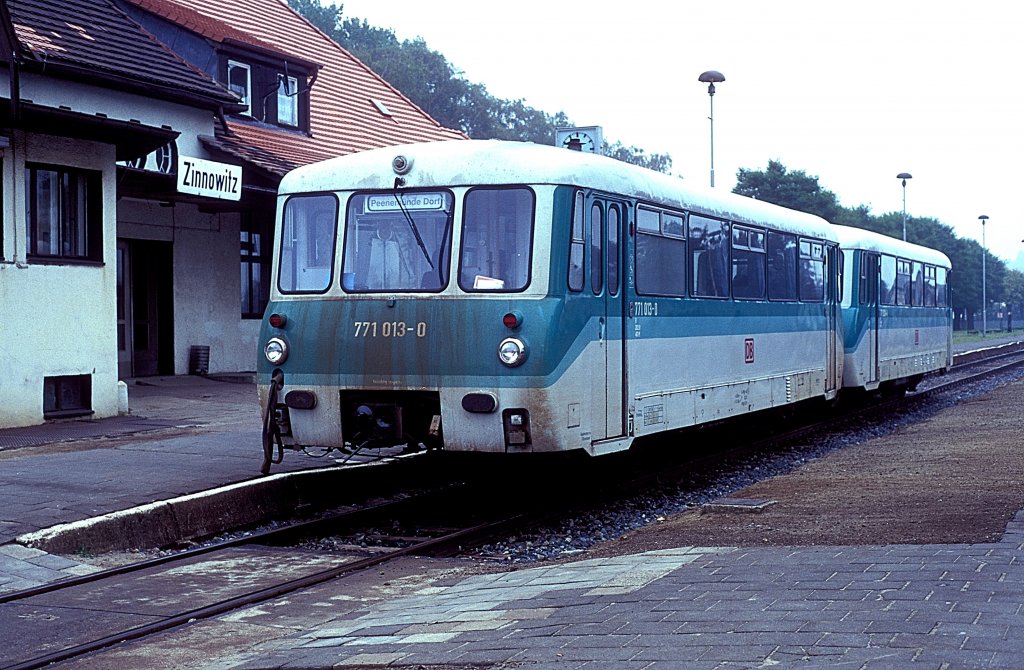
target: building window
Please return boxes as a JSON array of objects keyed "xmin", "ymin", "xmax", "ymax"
[
  {"xmin": 224, "ymin": 51, "xmax": 311, "ymax": 130},
  {"xmin": 25, "ymin": 164, "xmax": 102, "ymax": 262},
  {"xmin": 241, "ymin": 214, "xmax": 271, "ymax": 318},
  {"xmin": 277, "ymin": 75, "xmax": 299, "ymax": 126},
  {"xmin": 43, "ymin": 374, "xmax": 92, "ymax": 419},
  {"xmin": 228, "ymin": 60, "xmax": 251, "ymax": 115}
]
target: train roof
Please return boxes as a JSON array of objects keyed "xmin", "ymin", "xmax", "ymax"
[
  {"xmin": 833, "ymin": 225, "xmax": 951, "ymax": 269},
  {"xmin": 278, "ymin": 139, "xmax": 838, "ymax": 241}
]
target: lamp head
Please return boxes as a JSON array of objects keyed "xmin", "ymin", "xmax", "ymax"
[{"xmin": 698, "ymin": 70, "xmax": 725, "ymax": 95}]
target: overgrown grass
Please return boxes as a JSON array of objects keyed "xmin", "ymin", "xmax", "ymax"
[{"xmin": 953, "ymin": 329, "xmax": 1020, "ymax": 346}]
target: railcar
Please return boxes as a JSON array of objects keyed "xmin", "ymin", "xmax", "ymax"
[
  {"xmin": 834, "ymin": 225, "xmax": 953, "ymax": 394},
  {"xmin": 257, "ymin": 139, "xmax": 846, "ymax": 471}
]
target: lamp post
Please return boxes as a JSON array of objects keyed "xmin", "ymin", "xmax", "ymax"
[
  {"xmin": 897, "ymin": 172, "xmax": 912, "ymax": 241},
  {"xmin": 698, "ymin": 70, "xmax": 725, "ymax": 188},
  {"xmin": 979, "ymin": 214, "xmax": 989, "ymax": 337}
]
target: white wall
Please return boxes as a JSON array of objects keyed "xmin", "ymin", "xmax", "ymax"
[
  {"xmin": 18, "ymin": 74, "xmax": 215, "ymax": 159},
  {"xmin": 118, "ymin": 199, "xmax": 259, "ymax": 374},
  {"xmin": 0, "ymin": 132, "xmax": 119, "ymax": 427}
]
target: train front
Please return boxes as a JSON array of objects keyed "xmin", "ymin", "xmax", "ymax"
[{"xmin": 257, "ymin": 143, "xmax": 578, "ymax": 471}]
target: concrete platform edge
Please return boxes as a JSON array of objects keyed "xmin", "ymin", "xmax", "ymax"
[{"xmin": 15, "ymin": 466, "xmax": 350, "ymax": 554}]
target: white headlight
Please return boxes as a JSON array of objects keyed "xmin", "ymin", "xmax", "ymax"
[
  {"xmin": 498, "ymin": 337, "xmax": 527, "ymax": 367},
  {"xmin": 264, "ymin": 337, "xmax": 289, "ymax": 365}
]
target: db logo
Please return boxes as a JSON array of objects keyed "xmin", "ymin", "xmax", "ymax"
[{"xmin": 744, "ymin": 338, "xmax": 755, "ymax": 364}]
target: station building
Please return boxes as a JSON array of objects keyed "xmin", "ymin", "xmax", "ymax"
[{"xmin": 0, "ymin": 0, "xmax": 464, "ymax": 428}]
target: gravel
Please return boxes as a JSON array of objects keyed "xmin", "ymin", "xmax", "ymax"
[{"xmin": 469, "ymin": 365, "xmax": 1024, "ymax": 564}]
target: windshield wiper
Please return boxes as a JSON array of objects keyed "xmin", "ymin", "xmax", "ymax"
[{"xmin": 394, "ymin": 189, "xmax": 434, "ymax": 270}]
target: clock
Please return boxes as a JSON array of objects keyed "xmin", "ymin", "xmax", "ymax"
[
  {"xmin": 555, "ymin": 126, "xmax": 603, "ymax": 154},
  {"xmin": 562, "ymin": 130, "xmax": 594, "ymax": 152}
]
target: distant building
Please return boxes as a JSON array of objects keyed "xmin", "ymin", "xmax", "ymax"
[{"xmin": 0, "ymin": 0, "xmax": 464, "ymax": 428}]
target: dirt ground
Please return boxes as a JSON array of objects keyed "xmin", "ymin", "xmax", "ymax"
[{"xmin": 585, "ymin": 377, "xmax": 1024, "ymax": 558}]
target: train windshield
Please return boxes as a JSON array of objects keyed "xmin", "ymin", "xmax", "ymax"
[
  {"xmin": 342, "ymin": 191, "xmax": 453, "ymax": 292},
  {"xmin": 278, "ymin": 194, "xmax": 339, "ymax": 294},
  {"xmin": 458, "ymin": 187, "xmax": 534, "ymax": 292}
]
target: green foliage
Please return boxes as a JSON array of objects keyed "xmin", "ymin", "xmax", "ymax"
[
  {"xmin": 1005, "ymin": 269, "xmax": 1024, "ymax": 306},
  {"xmin": 734, "ymin": 160, "xmax": 842, "ymax": 221},
  {"xmin": 287, "ymin": 0, "xmax": 670, "ymax": 171},
  {"xmin": 733, "ymin": 160, "xmax": 1009, "ymax": 319},
  {"xmin": 604, "ymin": 141, "xmax": 672, "ymax": 173}
]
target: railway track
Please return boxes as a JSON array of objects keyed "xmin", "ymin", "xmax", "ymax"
[
  {"xmin": 2, "ymin": 340, "xmax": 1022, "ymax": 670},
  {"xmin": 0, "ymin": 482, "xmax": 547, "ymax": 670}
]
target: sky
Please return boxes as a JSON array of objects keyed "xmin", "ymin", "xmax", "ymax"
[{"xmin": 334, "ymin": 0, "xmax": 1024, "ymax": 267}]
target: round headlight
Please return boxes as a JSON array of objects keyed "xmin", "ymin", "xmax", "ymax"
[
  {"xmin": 264, "ymin": 337, "xmax": 289, "ymax": 365},
  {"xmin": 498, "ymin": 337, "xmax": 527, "ymax": 367}
]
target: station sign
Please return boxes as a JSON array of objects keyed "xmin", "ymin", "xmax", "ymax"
[{"xmin": 176, "ymin": 155, "xmax": 242, "ymax": 201}]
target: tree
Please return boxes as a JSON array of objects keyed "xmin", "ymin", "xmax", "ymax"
[
  {"xmin": 287, "ymin": 0, "xmax": 672, "ymax": 171},
  {"xmin": 732, "ymin": 159, "xmax": 1011, "ymax": 329},
  {"xmin": 733, "ymin": 160, "xmax": 842, "ymax": 221},
  {"xmin": 1005, "ymin": 269, "xmax": 1024, "ymax": 330},
  {"xmin": 604, "ymin": 141, "xmax": 672, "ymax": 173}
]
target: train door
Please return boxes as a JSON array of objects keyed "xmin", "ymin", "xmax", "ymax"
[
  {"xmin": 588, "ymin": 197, "xmax": 626, "ymax": 441},
  {"xmin": 861, "ymin": 251, "xmax": 881, "ymax": 384},
  {"xmin": 826, "ymin": 244, "xmax": 840, "ymax": 394}
]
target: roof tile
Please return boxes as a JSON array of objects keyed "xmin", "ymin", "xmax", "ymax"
[
  {"xmin": 8, "ymin": 0, "xmax": 236, "ymax": 105},
  {"xmin": 126, "ymin": 0, "xmax": 466, "ymax": 173}
]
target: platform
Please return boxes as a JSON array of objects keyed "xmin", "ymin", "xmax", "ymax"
[{"xmin": 1, "ymin": 335, "xmax": 1023, "ymax": 667}]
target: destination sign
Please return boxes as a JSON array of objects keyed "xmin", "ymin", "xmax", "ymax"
[{"xmin": 366, "ymin": 192, "xmax": 447, "ymax": 212}]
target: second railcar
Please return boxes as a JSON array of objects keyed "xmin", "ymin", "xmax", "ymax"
[{"xmin": 835, "ymin": 225, "xmax": 953, "ymax": 393}]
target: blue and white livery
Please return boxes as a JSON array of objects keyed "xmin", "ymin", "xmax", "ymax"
[
  {"xmin": 256, "ymin": 140, "xmax": 949, "ymax": 467},
  {"xmin": 835, "ymin": 225, "xmax": 952, "ymax": 394}
]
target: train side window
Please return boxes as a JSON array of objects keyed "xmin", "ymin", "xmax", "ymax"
[
  {"xmin": 896, "ymin": 259, "xmax": 912, "ymax": 306},
  {"xmin": 936, "ymin": 267, "xmax": 948, "ymax": 307},
  {"xmin": 835, "ymin": 247, "xmax": 844, "ymax": 304},
  {"xmin": 858, "ymin": 252, "xmax": 868, "ymax": 305},
  {"xmin": 732, "ymin": 225, "xmax": 766, "ymax": 300},
  {"xmin": 608, "ymin": 205, "xmax": 620, "ymax": 296},
  {"xmin": 568, "ymin": 191, "xmax": 585, "ymax": 292},
  {"xmin": 880, "ymin": 254, "xmax": 897, "ymax": 305},
  {"xmin": 459, "ymin": 187, "xmax": 535, "ymax": 292},
  {"xmin": 767, "ymin": 231, "xmax": 797, "ymax": 301},
  {"xmin": 859, "ymin": 252, "xmax": 879, "ymax": 305},
  {"xmin": 912, "ymin": 261, "xmax": 924, "ymax": 306},
  {"xmin": 635, "ymin": 206, "xmax": 686, "ymax": 297},
  {"xmin": 924, "ymin": 265, "xmax": 937, "ymax": 307},
  {"xmin": 689, "ymin": 215, "xmax": 729, "ymax": 298},
  {"xmin": 278, "ymin": 193, "xmax": 338, "ymax": 293},
  {"xmin": 590, "ymin": 204, "xmax": 603, "ymax": 295},
  {"xmin": 798, "ymin": 239, "xmax": 825, "ymax": 302}
]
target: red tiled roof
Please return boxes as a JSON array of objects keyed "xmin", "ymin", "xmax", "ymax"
[
  {"xmin": 200, "ymin": 120, "xmax": 334, "ymax": 177},
  {"xmin": 8, "ymin": 0, "xmax": 237, "ymax": 106},
  {"xmin": 124, "ymin": 0, "xmax": 303, "ymax": 65},
  {"xmin": 126, "ymin": 0, "xmax": 466, "ymax": 175}
]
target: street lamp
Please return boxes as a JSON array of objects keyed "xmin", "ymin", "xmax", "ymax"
[
  {"xmin": 698, "ymin": 70, "xmax": 725, "ymax": 188},
  {"xmin": 979, "ymin": 214, "xmax": 989, "ymax": 337},
  {"xmin": 897, "ymin": 172, "xmax": 912, "ymax": 241}
]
